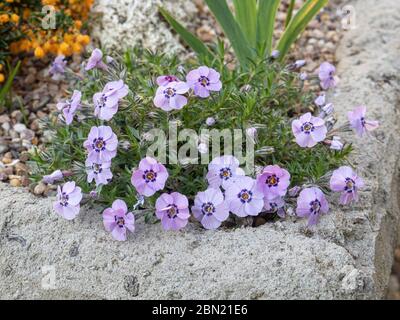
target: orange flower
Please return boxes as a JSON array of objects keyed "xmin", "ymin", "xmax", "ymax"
[
  {"xmin": 10, "ymin": 14, "xmax": 19, "ymax": 24},
  {"xmin": 77, "ymin": 34, "xmax": 90, "ymax": 45},
  {"xmin": 72, "ymin": 43, "xmax": 82, "ymax": 53},
  {"xmin": 0, "ymin": 73, "xmax": 5, "ymax": 83},
  {"xmin": 59, "ymin": 42, "xmax": 71, "ymax": 56},
  {"xmin": 0, "ymin": 14, "xmax": 9, "ymax": 24},
  {"xmin": 74, "ymin": 20, "xmax": 82, "ymax": 29},
  {"xmin": 34, "ymin": 47, "xmax": 45, "ymax": 59}
]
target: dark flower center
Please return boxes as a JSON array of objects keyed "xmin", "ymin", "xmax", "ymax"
[
  {"xmin": 199, "ymin": 76, "xmax": 210, "ymax": 87},
  {"xmin": 164, "ymin": 87, "xmax": 176, "ymax": 98},
  {"xmin": 143, "ymin": 170, "xmax": 157, "ymax": 183},
  {"xmin": 60, "ymin": 192, "xmax": 69, "ymax": 207},
  {"xmin": 219, "ymin": 167, "xmax": 232, "ymax": 180},
  {"xmin": 64, "ymin": 100, "xmax": 72, "ymax": 111},
  {"xmin": 167, "ymin": 204, "xmax": 179, "ymax": 219},
  {"xmin": 115, "ymin": 216, "xmax": 125, "ymax": 228},
  {"xmin": 301, "ymin": 122, "xmax": 314, "ymax": 134},
  {"xmin": 360, "ymin": 117, "xmax": 366, "ymax": 127},
  {"xmin": 344, "ymin": 177, "xmax": 356, "ymax": 193},
  {"xmin": 268, "ymin": 202, "xmax": 278, "ymax": 211},
  {"xmin": 238, "ymin": 189, "xmax": 253, "ymax": 203},
  {"xmin": 165, "ymin": 76, "xmax": 176, "ymax": 82},
  {"xmin": 99, "ymin": 94, "xmax": 107, "ymax": 108},
  {"xmin": 92, "ymin": 163, "xmax": 102, "ymax": 174},
  {"xmin": 309, "ymin": 199, "xmax": 321, "ymax": 215},
  {"xmin": 202, "ymin": 202, "xmax": 215, "ymax": 216},
  {"xmin": 92, "ymin": 137, "xmax": 106, "ymax": 152},
  {"xmin": 266, "ymin": 174, "xmax": 279, "ymax": 187}
]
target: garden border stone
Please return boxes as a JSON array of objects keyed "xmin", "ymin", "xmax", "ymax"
[
  {"xmin": 0, "ymin": 0, "xmax": 400, "ymax": 299},
  {"xmin": 91, "ymin": 0, "xmax": 198, "ymax": 55}
]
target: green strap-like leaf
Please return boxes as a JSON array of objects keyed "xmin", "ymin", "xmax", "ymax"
[
  {"xmin": 205, "ymin": 0, "xmax": 255, "ymax": 69},
  {"xmin": 233, "ymin": 0, "xmax": 257, "ymax": 46},
  {"xmin": 0, "ymin": 61, "xmax": 20, "ymax": 106},
  {"xmin": 285, "ymin": 0, "xmax": 296, "ymax": 28},
  {"xmin": 159, "ymin": 7, "xmax": 214, "ymax": 60},
  {"xmin": 276, "ymin": 0, "xmax": 328, "ymax": 60},
  {"xmin": 256, "ymin": 0, "xmax": 281, "ymax": 58}
]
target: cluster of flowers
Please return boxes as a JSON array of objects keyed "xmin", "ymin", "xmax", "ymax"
[
  {"xmin": 45, "ymin": 49, "xmax": 379, "ymax": 241},
  {"xmin": 0, "ymin": 0, "xmax": 93, "ymax": 83}
]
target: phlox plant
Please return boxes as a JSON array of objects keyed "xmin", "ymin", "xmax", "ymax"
[{"xmin": 29, "ymin": 46, "xmax": 378, "ymax": 241}]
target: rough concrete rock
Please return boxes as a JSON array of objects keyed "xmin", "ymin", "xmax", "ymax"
[
  {"xmin": 1, "ymin": 0, "xmax": 400, "ymax": 299},
  {"xmin": 91, "ymin": 0, "xmax": 198, "ymax": 54}
]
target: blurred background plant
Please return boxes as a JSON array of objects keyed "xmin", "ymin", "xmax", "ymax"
[
  {"xmin": 160, "ymin": 0, "xmax": 328, "ymax": 69},
  {"xmin": 0, "ymin": 0, "xmax": 93, "ymax": 94}
]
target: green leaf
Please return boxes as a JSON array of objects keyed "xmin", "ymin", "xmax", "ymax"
[
  {"xmin": 285, "ymin": 0, "xmax": 295, "ymax": 28},
  {"xmin": 233, "ymin": 0, "xmax": 257, "ymax": 46},
  {"xmin": 159, "ymin": 7, "xmax": 214, "ymax": 60},
  {"xmin": 205, "ymin": 0, "xmax": 255, "ymax": 69},
  {"xmin": 256, "ymin": 0, "xmax": 281, "ymax": 57},
  {"xmin": 276, "ymin": 0, "xmax": 328, "ymax": 60},
  {"xmin": 0, "ymin": 61, "xmax": 20, "ymax": 107}
]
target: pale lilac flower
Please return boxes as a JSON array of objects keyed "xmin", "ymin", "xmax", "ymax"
[
  {"xmin": 57, "ymin": 90, "xmax": 81, "ymax": 125},
  {"xmin": 153, "ymin": 81, "xmax": 189, "ymax": 111},
  {"xmin": 296, "ymin": 187, "xmax": 329, "ymax": 226},
  {"xmin": 271, "ymin": 50, "xmax": 280, "ymax": 59},
  {"xmin": 246, "ymin": 127, "xmax": 257, "ymax": 140},
  {"xmin": 289, "ymin": 60, "xmax": 306, "ymax": 70},
  {"xmin": 186, "ymin": 66, "xmax": 222, "ymax": 98},
  {"xmin": 347, "ymin": 106, "xmax": 379, "ymax": 137},
  {"xmin": 156, "ymin": 75, "xmax": 179, "ymax": 86},
  {"xmin": 256, "ymin": 165, "xmax": 291, "ymax": 200},
  {"xmin": 319, "ymin": 62, "xmax": 339, "ymax": 90},
  {"xmin": 131, "ymin": 156, "xmax": 168, "ymax": 197},
  {"xmin": 49, "ymin": 55, "xmax": 67, "ymax": 75},
  {"xmin": 314, "ymin": 93, "xmax": 326, "ymax": 106},
  {"xmin": 206, "ymin": 117, "xmax": 216, "ymax": 126},
  {"xmin": 225, "ymin": 176, "xmax": 264, "ymax": 217},
  {"xmin": 264, "ymin": 197, "xmax": 286, "ymax": 218},
  {"xmin": 295, "ymin": 60, "xmax": 306, "ymax": 68},
  {"xmin": 288, "ymin": 186, "xmax": 301, "ymax": 197},
  {"xmin": 103, "ymin": 199, "xmax": 135, "ymax": 241},
  {"xmin": 330, "ymin": 136, "xmax": 344, "ymax": 150},
  {"xmin": 206, "ymin": 155, "xmax": 245, "ymax": 189},
  {"xmin": 106, "ymin": 56, "xmax": 114, "ymax": 64},
  {"xmin": 89, "ymin": 190, "xmax": 98, "ymax": 199},
  {"xmin": 322, "ymin": 103, "xmax": 334, "ymax": 116},
  {"xmin": 120, "ymin": 140, "xmax": 131, "ymax": 150},
  {"xmin": 85, "ymin": 48, "xmax": 107, "ymax": 71},
  {"xmin": 53, "ymin": 181, "xmax": 82, "ymax": 220},
  {"xmin": 192, "ymin": 188, "xmax": 229, "ymax": 230},
  {"xmin": 300, "ymin": 72, "xmax": 308, "ymax": 81},
  {"xmin": 93, "ymin": 80, "xmax": 129, "ymax": 120},
  {"xmin": 155, "ymin": 192, "xmax": 190, "ymax": 231},
  {"xmin": 42, "ymin": 169, "xmax": 63, "ymax": 184},
  {"xmin": 330, "ymin": 166, "xmax": 364, "ymax": 205},
  {"xmin": 83, "ymin": 126, "xmax": 118, "ymax": 163},
  {"xmin": 86, "ymin": 159, "xmax": 112, "ymax": 186},
  {"xmin": 292, "ymin": 112, "xmax": 327, "ymax": 148}
]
